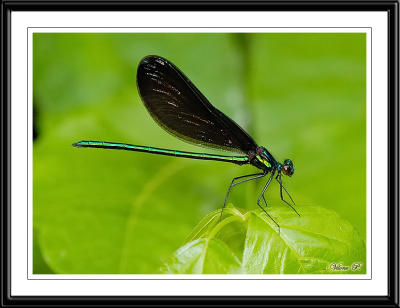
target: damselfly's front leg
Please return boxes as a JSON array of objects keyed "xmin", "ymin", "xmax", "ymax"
[{"xmin": 276, "ymin": 173, "xmax": 300, "ymax": 216}]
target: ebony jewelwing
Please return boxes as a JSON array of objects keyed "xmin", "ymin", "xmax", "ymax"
[{"xmin": 73, "ymin": 55, "xmax": 299, "ymax": 231}]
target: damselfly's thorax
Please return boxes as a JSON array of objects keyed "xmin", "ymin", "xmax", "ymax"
[
  {"xmin": 248, "ymin": 146, "xmax": 294, "ymax": 177},
  {"xmin": 247, "ymin": 146, "xmax": 275, "ymax": 172}
]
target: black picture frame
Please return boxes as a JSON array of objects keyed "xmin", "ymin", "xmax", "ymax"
[{"xmin": 1, "ymin": 1, "xmax": 398, "ymax": 307}]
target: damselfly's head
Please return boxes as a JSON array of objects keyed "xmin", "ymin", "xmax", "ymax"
[{"xmin": 281, "ymin": 159, "xmax": 294, "ymax": 177}]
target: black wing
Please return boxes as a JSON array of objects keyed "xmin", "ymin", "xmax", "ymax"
[{"xmin": 136, "ymin": 55, "xmax": 258, "ymax": 154}]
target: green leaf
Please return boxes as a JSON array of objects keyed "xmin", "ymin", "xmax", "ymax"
[
  {"xmin": 162, "ymin": 205, "xmax": 366, "ymax": 274},
  {"xmin": 162, "ymin": 239, "xmax": 242, "ymax": 274}
]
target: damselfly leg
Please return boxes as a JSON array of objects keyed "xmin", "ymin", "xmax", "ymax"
[
  {"xmin": 257, "ymin": 170, "xmax": 280, "ymax": 232},
  {"xmin": 276, "ymin": 173, "xmax": 300, "ymax": 216},
  {"xmin": 219, "ymin": 172, "xmax": 266, "ymax": 221}
]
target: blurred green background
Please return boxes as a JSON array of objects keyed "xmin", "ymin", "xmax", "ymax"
[{"xmin": 33, "ymin": 33, "xmax": 366, "ymax": 274}]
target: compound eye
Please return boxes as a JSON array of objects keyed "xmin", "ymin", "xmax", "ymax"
[
  {"xmin": 282, "ymin": 165, "xmax": 291, "ymax": 176},
  {"xmin": 282, "ymin": 159, "xmax": 294, "ymax": 176}
]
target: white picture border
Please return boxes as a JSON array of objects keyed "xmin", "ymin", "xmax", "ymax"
[{"xmin": 11, "ymin": 11, "xmax": 388, "ymax": 296}]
